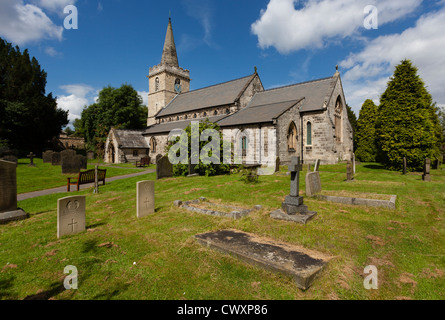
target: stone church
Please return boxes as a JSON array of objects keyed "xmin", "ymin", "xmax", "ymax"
[{"xmin": 104, "ymin": 18, "xmax": 353, "ymax": 166}]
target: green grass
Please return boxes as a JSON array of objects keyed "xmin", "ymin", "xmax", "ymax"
[
  {"xmin": 16, "ymin": 158, "xmax": 153, "ymax": 194},
  {"xmin": 1, "ymin": 162, "xmax": 444, "ymax": 300}
]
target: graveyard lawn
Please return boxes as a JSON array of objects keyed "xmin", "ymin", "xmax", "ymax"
[
  {"xmin": 0, "ymin": 162, "xmax": 444, "ymax": 300},
  {"xmin": 15, "ymin": 158, "xmax": 153, "ymax": 194}
]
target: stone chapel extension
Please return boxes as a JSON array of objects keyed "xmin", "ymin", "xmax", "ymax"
[{"xmin": 104, "ymin": 18, "xmax": 353, "ymax": 166}]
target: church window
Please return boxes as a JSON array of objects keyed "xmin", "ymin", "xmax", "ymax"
[
  {"xmin": 184, "ymin": 115, "xmax": 188, "ymax": 119},
  {"xmin": 133, "ymin": 150, "xmax": 138, "ymax": 157},
  {"xmin": 174, "ymin": 78, "xmax": 182, "ymax": 93},
  {"xmin": 150, "ymin": 137, "xmax": 157, "ymax": 153},
  {"xmin": 155, "ymin": 77, "xmax": 160, "ymax": 91},
  {"xmin": 203, "ymin": 112, "xmax": 207, "ymax": 117},
  {"xmin": 335, "ymin": 96, "xmax": 342, "ymax": 143},
  {"xmin": 287, "ymin": 122, "xmax": 298, "ymax": 151},
  {"xmin": 307, "ymin": 122, "xmax": 312, "ymax": 146},
  {"xmin": 176, "ymin": 116, "xmax": 179, "ymax": 121},
  {"xmin": 226, "ymin": 108, "xmax": 230, "ymax": 115},
  {"xmin": 214, "ymin": 110, "xmax": 218, "ymax": 116},
  {"xmin": 241, "ymin": 136, "xmax": 248, "ymax": 157},
  {"xmin": 193, "ymin": 114, "xmax": 197, "ymax": 118}
]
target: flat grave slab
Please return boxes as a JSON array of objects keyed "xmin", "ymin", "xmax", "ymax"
[{"xmin": 195, "ymin": 229, "xmax": 332, "ymax": 290}]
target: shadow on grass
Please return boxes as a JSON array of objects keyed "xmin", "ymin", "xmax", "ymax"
[
  {"xmin": 362, "ymin": 164, "xmax": 387, "ymax": 170},
  {"xmin": 92, "ymin": 284, "xmax": 130, "ymax": 300},
  {"xmin": 0, "ymin": 276, "xmax": 15, "ymax": 299},
  {"xmin": 23, "ymin": 282, "xmax": 65, "ymax": 300}
]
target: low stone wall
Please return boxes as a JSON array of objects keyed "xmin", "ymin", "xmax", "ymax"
[{"xmin": 315, "ymin": 194, "xmax": 397, "ymax": 210}]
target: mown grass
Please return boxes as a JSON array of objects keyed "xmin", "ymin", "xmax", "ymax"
[
  {"xmin": 16, "ymin": 158, "xmax": 153, "ymax": 194},
  {"xmin": 1, "ymin": 162, "xmax": 444, "ymax": 300}
]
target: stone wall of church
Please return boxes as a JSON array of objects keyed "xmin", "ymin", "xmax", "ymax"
[
  {"xmin": 276, "ymin": 101, "xmax": 303, "ymax": 164},
  {"xmin": 237, "ymin": 74, "xmax": 264, "ymax": 110}
]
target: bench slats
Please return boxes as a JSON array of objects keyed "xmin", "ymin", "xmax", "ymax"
[{"xmin": 67, "ymin": 169, "xmax": 107, "ymax": 192}]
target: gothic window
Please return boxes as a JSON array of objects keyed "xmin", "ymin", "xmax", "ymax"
[
  {"xmin": 335, "ymin": 96, "xmax": 342, "ymax": 143},
  {"xmin": 307, "ymin": 122, "xmax": 312, "ymax": 146},
  {"xmin": 203, "ymin": 112, "xmax": 207, "ymax": 117},
  {"xmin": 133, "ymin": 150, "xmax": 138, "ymax": 157},
  {"xmin": 214, "ymin": 110, "xmax": 218, "ymax": 116},
  {"xmin": 226, "ymin": 108, "xmax": 230, "ymax": 115},
  {"xmin": 150, "ymin": 137, "xmax": 157, "ymax": 153},
  {"xmin": 184, "ymin": 115, "xmax": 188, "ymax": 119},
  {"xmin": 193, "ymin": 114, "xmax": 197, "ymax": 118},
  {"xmin": 176, "ymin": 116, "xmax": 179, "ymax": 121},
  {"xmin": 241, "ymin": 136, "xmax": 248, "ymax": 157},
  {"xmin": 287, "ymin": 121, "xmax": 298, "ymax": 151},
  {"xmin": 155, "ymin": 77, "xmax": 160, "ymax": 91}
]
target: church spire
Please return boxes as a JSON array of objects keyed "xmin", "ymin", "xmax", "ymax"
[{"xmin": 161, "ymin": 17, "xmax": 179, "ymax": 67}]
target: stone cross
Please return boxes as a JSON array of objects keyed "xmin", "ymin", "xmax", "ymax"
[
  {"xmin": 27, "ymin": 152, "xmax": 36, "ymax": 167},
  {"xmin": 288, "ymin": 157, "xmax": 303, "ymax": 197}
]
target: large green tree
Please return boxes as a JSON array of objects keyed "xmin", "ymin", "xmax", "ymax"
[
  {"xmin": 0, "ymin": 38, "xmax": 68, "ymax": 154},
  {"xmin": 76, "ymin": 84, "xmax": 148, "ymax": 153},
  {"xmin": 355, "ymin": 99, "xmax": 378, "ymax": 162},
  {"xmin": 346, "ymin": 104, "xmax": 358, "ymax": 151},
  {"xmin": 376, "ymin": 59, "xmax": 442, "ymax": 171}
]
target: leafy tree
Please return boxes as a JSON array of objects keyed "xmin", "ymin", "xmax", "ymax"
[
  {"xmin": 0, "ymin": 38, "xmax": 68, "ymax": 154},
  {"xmin": 166, "ymin": 119, "xmax": 231, "ymax": 177},
  {"xmin": 346, "ymin": 104, "xmax": 358, "ymax": 151},
  {"xmin": 355, "ymin": 99, "xmax": 378, "ymax": 162},
  {"xmin": 76, "ymin": 84, "xmax": 147, "ymax": 153},
  {"xmin": 376, "ymin": 60, "xmax": 442, "ymax": 171}
]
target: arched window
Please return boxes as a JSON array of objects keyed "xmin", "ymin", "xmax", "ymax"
[
  {"xmin": 176, "ymin": 116, "xmax": 179, "ymax": 121},
  {"xmin": 203, "ymin": 112, "xmax": 207, "ymax": 117},
  {"xmin": 155, "ymin": 77, "xmax": 160, "ymax": 91},
  {"xmin": 241, "ymin": 136, "xmax": 248, "ymax": 157},
  {"xmin": 174, "ymin": 78, "xmax": 182, "ymax": 93},
  {"xmin": 184, "ymin": 115, "xmax": 188, "ymax": 119},
  {"xmin": 214, "ymin": 110, "xmax": 218, "ymax": 116},
  {"xmin": 193, "ymin": 113, "xmax": 197, "ymax": 118},
  {"xmin": 335, "ymin": 96, "xmax": 342, "ymax": 143},
  {"xmin": 226, "ymin": 108, "xmax": 230, "ymax": 115},
  {"xmin": 287, "ymin": 122, "xmax": 298, "ymax": 151},
  {"xmin": 150, "ymin": 137, "xmax": 157, "ymax": 153},
  {"xmin": 307, "ymin": 122, "xmax": 312, "ymax": 146}
]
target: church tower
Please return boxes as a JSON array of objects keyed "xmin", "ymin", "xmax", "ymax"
[{"xmin": 147, "ymin": 18, "xmax": 190, "ymax": 126}]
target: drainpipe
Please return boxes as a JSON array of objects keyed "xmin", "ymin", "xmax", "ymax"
[{"xmin": 300, "ymin": 113, "xmax": 304, "ymax": 164}]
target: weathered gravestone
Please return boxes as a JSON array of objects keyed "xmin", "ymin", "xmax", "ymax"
[
  {"xmin": 27, "ymin": 152, "xmax": 36, "ymax": 167},
  {"xmin": 57, "ymin": 196, "xmax": 86, "ymax": 238},
  {"xmin": 270, "ymin": 156, "xmax": 317, "ymax": 224},
  {"xmin": 346, "ymin": 161, "xmax": 354, "ymax": 181},
  {"xmin": 275, "ymin": 157, "xmax": 280, "ymax": 173},
  {"xmin": 305, "ymin": 171, "xmax": 322, "ymax": 197},
  {"xmin": 51, "ymin": 152, "xmax": 61, "ymax": 166},
  {"xmin": 156, "ymin": 155, "xmax": 173, "ymax": 179},
  {"xmin": 422, "ymin": 158, "xmax": 431, "ymax": 182},
  {"xmin": 42, "ymin": 151, "xmax": 54, "ymax": 163},
  {"xmin": 61, "ymin": 150, "xmax": 81, "ymax": 174},
  {"xmin": 76, "ymin": 155, "xmax": 87, "ymax": 170},
  {"xmin": 0, "ymin": 160, "xmax": 27, "ymax": 223},
  {"xmin": 403, "ymin": 157, "xmax": 407, "ymax": 175},
  {"xmin": 136, "ymin": 180, "xmax": 155, "ymax": 218},
  {"xmin": 314, "ymin": 159, "xmax": 320, "ymax": 172}
]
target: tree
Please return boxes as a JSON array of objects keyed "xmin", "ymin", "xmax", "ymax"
[
  {"xmin": 355, "ymin": 99, "xmax": 378, "ymax": 162},
  {"xmin": 0, "ymin": 38, "xmax": 68, "ymax": 154},
  {"xmin": 166, "ymin": 120, "xmax": 231, "ymax": 177},
  {"xmin": 346, "ymin": 104, "xmax": 358, "ymax": 151},
  {"xmin": 76, "ymin": 84, "xmax": 147, "ymax": 152},
  {"xmin": 376, "ymin": 60, "xmax": 442, "ymax": 171}
]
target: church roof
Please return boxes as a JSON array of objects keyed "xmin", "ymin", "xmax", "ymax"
[
  {"xmin": 155, "ymin": 74, "xmax": 256, "ymax": 118},
  {"xmin": 111, "ymin": 129, "xmax": 149, "ymax": 149},
  {"xmin": 217, "ymin": 99, "xmax": 304, "ymax": 127},
  {"xmin": 250, "ymin": 76, "xmax": 335, "ymax": 113},
  {"xmin": 143, "ymin": 115, "xmax": 229, "ymax": 135}
]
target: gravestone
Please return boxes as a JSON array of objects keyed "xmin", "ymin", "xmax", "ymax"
[
  {"xmin": 62, "ymin": 155, "xmax": 81, "ymax": 174},
  {"xmin": 57, "ymin": 195, "xmax": 86, "ymax": 238},
  {"xmin": 314, "ymin": 159, "xmax": 320, "ymax": 172},
  {"xmin": 275, "ymin": 157, "xmax": 280, "ymax": 173},
  {"xmin": 27, "ymin": 152, "xmax": 36, "ymax": 167},
  {"xmin": 136, "ymin": 181, "xmax": 155, "ymax": 218},
  {"xmin": 0, "ymin": 160, "xmax": 27, "ymax": 223},
  {"xmin": 270, "ymin": 156, "xmax": 317, "ymax": 224},
  {"xmin": 403, "ymin": 157, "xmax": 407, "ymax": 175},
  {"xmin": 346, "ymin": 161, "xmax": 354, "ymax": 181},
  {"xmin": 422, "ymin": 158, "xmax": 431, "ymax": 182},
  {"xmin": 76, "ymin": 155, "xmax": 87, "ymax": 170},
  {"xmin": 51, "ymin": 152, "xmax": 61, "ymax": 166},
  {"xmin": 352, "ymin": 154, "xmax": 356, "ymax": 174},
  {"xmin": 87, "ymin": 151, "xmax": 95, "ymax": 160},
  {"xmin": 43, "ymin": 151, "xmax": 54, "ymax": 163},
  {"xmin": 188, "ymin": 160, "xmax": 197, "ymax": 176},
  {"xmin": 305, "ymin": 171, "xmax": 322, "ymax": 197},
  {"xmin": 156, "ymin": 155, "xmax": 173, "ymax": 179}
]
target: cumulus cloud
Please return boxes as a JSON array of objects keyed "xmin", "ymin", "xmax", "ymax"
[
  {"xmin": 0, "ymin": 0, "xmax": 63, "ymax": 45},
  {"xmin": 137, "ymin": 91, "xmax": 149, "ymax": 106},
  {"xmin": 33, "ymin": 0, "xmax": 77, "ymax": 15},
  {"xmin": 340, "ymin": 6, "xmax": 445, "ymax": 112},
  {"xmin": 56, "ymin": 84, "xmax": 96, "ymax": 123},
  {"xmin": 251, "ymin": 0, "xmax": 422, "ymax": 53}
]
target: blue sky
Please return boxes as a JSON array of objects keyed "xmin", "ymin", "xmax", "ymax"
[{"xmin": 1, "ymin": 0, "xmax": 444, "ymax": 126}]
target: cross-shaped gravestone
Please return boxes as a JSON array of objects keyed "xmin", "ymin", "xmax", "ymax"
[
  {"xmin": 27, "ymin": 152, "xmax": 36, "ymax": 167},
  {"xmin": 288, "ymin": 156, "xmax": 303, "ymax": 197}
]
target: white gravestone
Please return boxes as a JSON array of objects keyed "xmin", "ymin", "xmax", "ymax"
[
  {"xmin": 57, "ymin": 196, "xmax": 86, "ymax": 238},
  {"xmin": 137, "ymin": 181, "xmax": 155, "ymax": 218}
]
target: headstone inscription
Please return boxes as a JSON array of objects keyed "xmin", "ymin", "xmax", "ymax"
[
  {"xmin": 156, "ymin": 155, "xmax": 173, "ymax": 179},
  {"xmin": 0, "ymin": 160, "xmax": 27, "ymax": 223},
  {"xmin": 422, "ymin": 158, "xmax": 431, "ymax": 182},
  {"xmin": 136, "ymin": 181, "xmax": 155, "ymax": 218},
  {"xmin": 57, "ymin": 196, "xmax": 86, "ymax": 238}
]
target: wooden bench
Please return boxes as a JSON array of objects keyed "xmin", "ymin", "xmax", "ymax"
[
  {"xmin": 136, "ymin": 157, "xmax": 150, "ymax": 167},
  {"xmin": 67, "ymin": 169, "xmax": 107, "ymax": 192}
]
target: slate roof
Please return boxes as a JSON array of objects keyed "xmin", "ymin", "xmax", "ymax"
[
  {"xmin": 144, "ymin": 115, "xmax": 229, "ymax": 135},
  {"xmin": 217, "ymin": 99, "xmax": 304, "ymax": 127},
  {"xmin": 250, "ymin": 76, "xmax": 335, "ymax": 113},
  {"xmin": 112, "ymin": 129, "xmax": 149, "ymax": 149},
  {"xmin": 155, "ymin": 74, "xmax": 256, "ymax": 117}
]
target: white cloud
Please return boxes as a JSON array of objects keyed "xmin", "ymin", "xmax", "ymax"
[
  {"xmin": 340, "ymin": 6, "xmax": 445, "ymax": 112},
  {"xmin": 44, "ymin": 46, "xmax": 62, "ymax": 57},
  {"xmin": 137, "ymin": 91, "xmax": 149, "ymax": 106},
  {"xmin": 251, "ymin": 0, "xmax": 422, "ymax": 54},
  {"xmin": 57, "ymin": 84, "xmax": 95, "ymax": 123},
  {"xmin": 33, "ymin": 0, "xmax": 77, "ymax": 15},
  {"xmin": 0, "ymin": 0, "xmax": 63, "ymax": 45}
]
